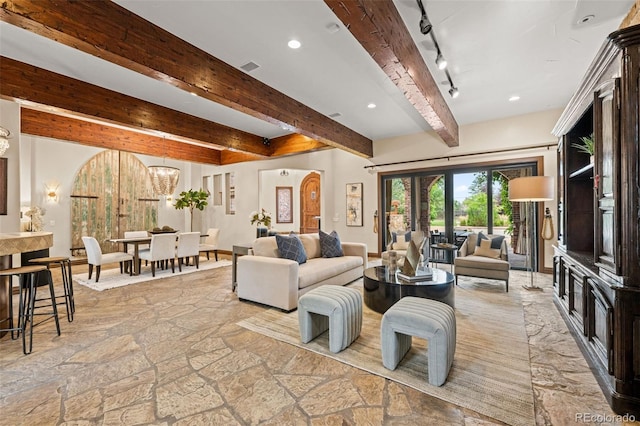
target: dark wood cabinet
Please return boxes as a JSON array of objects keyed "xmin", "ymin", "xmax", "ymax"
[{"xmin": 552, "ymin": 24, "xmax": 640, "ymax": 416}]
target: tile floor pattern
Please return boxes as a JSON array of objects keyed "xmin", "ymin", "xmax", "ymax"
[{"xmin": 0, "ymin": 258, "xmax": 636, "ymax": 425}]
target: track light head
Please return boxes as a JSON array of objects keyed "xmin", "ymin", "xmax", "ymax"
[
  {"xmin": 449, "ymin": 86, "xmax": 459, "ymax": 99},
  {"xmin": 436, "ymin": 53, "xmax": 447, "ymax": 70},
  {"xmin": 419, "ymin": 14, "xmax": 432, "ymax": 34}
]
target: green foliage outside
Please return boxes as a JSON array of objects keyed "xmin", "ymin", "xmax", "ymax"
[
  {"xmin": 391, "ymin": 179, "xmax": 406, "ymax": 215},
  {"xmin": 429, "ymin": 178, "xmax": 445, "ymax": 221}
]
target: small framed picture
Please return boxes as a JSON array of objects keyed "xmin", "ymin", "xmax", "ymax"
[
  {"xmin": 346, "ymin": 183, "xmax": 363, "ymax": 227},
  {"xmin": 276, "ymin": 186, "xmax": 293, "ymax": 223}
]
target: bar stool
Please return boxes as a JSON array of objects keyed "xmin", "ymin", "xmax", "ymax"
[
  {"xmin": 29, "ymin": 256, "xmax": 75, "ymax": 322},
  {"xmin": 0, "ymin": 265, "xmax": 60, "ymax": 354}
]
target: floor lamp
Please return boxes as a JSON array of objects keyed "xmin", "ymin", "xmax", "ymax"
[{"xmin": 508, "ymin": 176, "xmax": 554, "ymax": 291}]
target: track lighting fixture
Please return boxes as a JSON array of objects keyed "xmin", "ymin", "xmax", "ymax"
[
  {"xmin": 435, "ymin": 53, "xmax": 447, "ymax": 70},
  {"xmin": 416, "ymin": 0, "xmax": 459, "ymax": 99},
  {"xmin": 417, "ymin": 0, "xmax": 432, "ymax": 34}
]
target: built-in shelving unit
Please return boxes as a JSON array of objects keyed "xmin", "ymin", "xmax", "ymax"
[{"xmin": 551, "ymin": 24, "xmax": 640, "ymax": 416}]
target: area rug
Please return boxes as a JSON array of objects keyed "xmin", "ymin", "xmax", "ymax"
[
  {"xmin": 237, "ymin": 278, "xmax": 535, "ymax": 426},
  {"xmin": 74, "ymin": 259, "xmax": 231, "ymax": 291}
]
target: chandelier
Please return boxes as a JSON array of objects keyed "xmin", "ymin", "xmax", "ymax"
[
  {"xmin": 148, "ymin": 165, "xmax": 180, "ymax": 196},
  {"xmin": 0, "ymin": 126, "xmax": 11, "ymax": 156}
]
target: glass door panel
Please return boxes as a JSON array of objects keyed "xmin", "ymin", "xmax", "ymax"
[{"xmin": 454, "ymin": 171, "xmax": 488, "ymax": 235}]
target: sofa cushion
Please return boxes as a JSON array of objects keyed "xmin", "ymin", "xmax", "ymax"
[
  {"xmin": 298, "ymin": 256, "xmax": 363, "ymax": 289},
  {"xmin": 320, "ymin": 230, "xmax": 344, "ymax": 258},
  {"xmin": 276, "ymin": 234, "xmax": 307, "ymax": 264},
  {"xmin": 299, "ymin": 233, "xmax": 321, "ymax": 259},
  {"xmin": 252, "ymin": 236, "xmax": 279, "ymax": 258},
  {"xmin": 476, "ymin": 232, "xmax": 505, "ymax": 250},
  {"xmin": 392, "ymin": 239, "xmax": 409, "ymax": 250},
  {"xmin": 454, "ymin": 255, "xmax": 510, "ymax": 271},
  {"xmin": 474, "ymin": 239, "xmax": 501, "ymax": 258}
]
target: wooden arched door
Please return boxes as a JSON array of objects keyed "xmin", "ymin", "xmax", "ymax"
[
  {"xmin": 300, "ymin": 172, "xmax": 321, "ymax": 233},
  {"xmin": 70, "ymin": 150, "xmax": 158, "ymax": 253}
]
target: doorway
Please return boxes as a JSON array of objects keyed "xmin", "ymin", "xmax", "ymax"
[
  {"xmin": 70, "ymin": 150, "xmax": 158, "ymax": 253},
  {"xmin": 300, "ymin": 172, "xmax": 321, "ymax": 233},
  {"xmin": 380, "ymin": 162, "xmax": 539, "ymax": 271}
]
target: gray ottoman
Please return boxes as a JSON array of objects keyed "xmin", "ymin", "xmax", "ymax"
[
  {"xmin": 381, "ymin": 296, "xmax": 456, "ymax": 386},
  {"xmin": 298, "ymin": 286, "xmax": 362, "ymax": 353}
]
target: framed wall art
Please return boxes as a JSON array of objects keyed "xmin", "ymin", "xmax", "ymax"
[
  {"xmin": 276, "ymin": 186, "xmax": 293, "ymax": 223},
  {"xmin": 346, "ymin": 182, "xmax": 363, "ymax": 227}
]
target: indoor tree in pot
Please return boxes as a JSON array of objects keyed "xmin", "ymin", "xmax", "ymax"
[{"xmin": 174, "ymin": 189, "xmax": 209, "ymax": 231}]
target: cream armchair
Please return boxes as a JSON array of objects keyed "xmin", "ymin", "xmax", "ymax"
[
  {"xmin": 454, "ymin": 233, "xmax": 510, "ymax": 291},
  {"xmin": 381, "ymin": 230, "xmax": 426, "ymax": 266}
]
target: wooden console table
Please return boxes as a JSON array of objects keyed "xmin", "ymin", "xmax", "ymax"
[{"xmin": 0, "ymin": 232, "xmax": 54, "ymax": 335}]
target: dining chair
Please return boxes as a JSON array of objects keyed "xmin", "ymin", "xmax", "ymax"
[
  {"xmin": 199, "ymin": 228, "xmax": 220, "ymax": 261},
  {"xmin": 176, "ymin": 231, "xmax": 201, "ymax": 272},
  {"xmin": 81, "ymin": 236, "xmax": 133, "ymax": 283},
  {"xmin": 124, "ymin": 230, "xmax": 149, "ymax": 271},
  {"xmin": 137, "ymin": 233, "xmax": 176, "ymax": 277}
]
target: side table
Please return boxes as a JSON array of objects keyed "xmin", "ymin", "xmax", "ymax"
[
  {"xmin": 231, "ymin": 243, "xmax": 252, "ymax": 292},
  {"xmin": 429, "ymin": 243, "xmax": 458, "ymax": 273}
]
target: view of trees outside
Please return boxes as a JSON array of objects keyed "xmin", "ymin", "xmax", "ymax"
[{"xmin": 388, "ymin": 172, "xmax": 513, "ymax": 236}]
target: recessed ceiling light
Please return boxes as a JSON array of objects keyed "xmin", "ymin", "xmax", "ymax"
[
  {"xmin": 288, "ymin": 39, "xmax": 301, "ymax": 49},
  {"xmin": 578, "ymin": 14, "xmax": 595, "ymax": 25},
  {"xmin": 326, "ymin": 23, "xmax": 340, "ymax": 34},
  {"xmin": 190, "ymin": 92, "xmax": 198, "ymax": 97},
  {"xmin": 509, "ymin": 95, "xmax": 520, "ymax": 102},
  {"xmin": 367, "ymin": 103, "xmax": 376, "ymax": 109}
]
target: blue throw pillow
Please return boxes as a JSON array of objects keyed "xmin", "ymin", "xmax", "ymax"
[
  {"xmin": 320, "ymin": 230, "xmax": 344, "ymax": 258},
  {"xmin": 476, "ymin": 232, "xmax": 505, "ymax": 250},
  {"xmin": 276, "ymin": 234, "xmax": 307, "ymax": 264}
]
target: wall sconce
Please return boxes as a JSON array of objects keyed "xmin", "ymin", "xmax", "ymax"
[
  {"xmin": 280, "ymin": 169, "xmax": 289, "ymax": 176},
  {"xmin": 45, "ymin": 184, "xmax": 59, "ymax": 203}
]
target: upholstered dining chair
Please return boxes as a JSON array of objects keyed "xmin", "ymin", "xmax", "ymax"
[
  {"xmin": 81, "ymin": 236, "xmax": 133, "ymax": 283},
  {"xmin": 137, "ymin": 233, "xmax": 177, "ymax": 277},
  {"xmin": 176, "ymin": 232, "xmax": 201, "ymax": 271},
  {"xmin": 199, "ymin": 228, "xmax": 220, "ymax": 261},
  {"xmin": 124, "ymin": 230, "xmax": 149, "ymax": 270}
]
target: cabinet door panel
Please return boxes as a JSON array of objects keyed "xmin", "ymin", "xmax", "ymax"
[{"xmin": 594, "ymin": 79, "xmax": 620, "ymax": 274}]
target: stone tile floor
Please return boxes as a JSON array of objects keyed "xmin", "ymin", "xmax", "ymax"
[{"xmin": 0, "ymin": 257, "xmax": 636, "ymax": 425}]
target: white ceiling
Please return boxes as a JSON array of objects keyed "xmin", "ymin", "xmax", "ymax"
[{"xmin": 0, "ymin": 0, "xmax": 634, "ymax": 146}]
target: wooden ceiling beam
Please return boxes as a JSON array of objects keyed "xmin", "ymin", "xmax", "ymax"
[
  {"xmin": 324, "ymin": 0, "xmax": 459, "ymax": 147},
  {"xmin": 0, "ymin": 0, "xmax": 373, "ymax": 157},
  {"xmin": 269, "ymin": 134, "xmax": 330, "ymax": 157},
  {"xmin": 21, "ymin": 109, "xmax": 222, "ymax": 165},
  {"xmin": 1, "ymin": 57, "xmax": 270, "ymax": 158}
]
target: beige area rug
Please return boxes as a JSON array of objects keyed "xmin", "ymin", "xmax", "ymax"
[
  {"xmin": 238, "ymin": 277, "xmax": 535, "ymax": 426},
  {"xmin": 74, "ymin": 259, "xmax": 231, "ymax": 291}
]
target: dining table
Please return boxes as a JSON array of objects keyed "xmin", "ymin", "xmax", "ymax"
[
  {"xmin": 108, "ymin": 232, "xmax": 207, "ymax": 275},
  {"xmin": 107, "ymin": 236, "xmax": 153, "ymax": 276}
]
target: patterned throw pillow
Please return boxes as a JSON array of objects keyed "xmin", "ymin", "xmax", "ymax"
[
  {"xmin": 319, "ymin": 230, "xmax": 344, "ymax": 258},
  {"xmin": 275, "ymin": 234, "xmax": 307, "ymax": 264},
  {"xmin": 476, "ymin": 232, "xmax": 505, "ymax": 250}
]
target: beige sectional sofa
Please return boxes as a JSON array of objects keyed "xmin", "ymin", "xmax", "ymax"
[{"xmin": 236, "ymin": 233, "xmax": 367, "ymax": 311}]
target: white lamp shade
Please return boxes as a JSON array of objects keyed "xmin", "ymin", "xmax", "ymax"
[{"xmin": 508, "ymin": 176, "xmax": 554, "ymax": 201}]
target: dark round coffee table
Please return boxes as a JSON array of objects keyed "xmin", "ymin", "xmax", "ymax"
[{"xmin": 363, "ymin": 265, "xmax": 455, "ymax": 314}]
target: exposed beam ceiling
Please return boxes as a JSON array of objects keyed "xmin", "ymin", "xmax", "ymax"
[
  {"xmin": 20, "ymin": 108, "xmax": 223, "ymax": 165},
  {"xmin": 0, "ymin": 0, "xmax": 373, "ymax": 158},
  {"xmin": 325, "ymin": 0, "xmax": 458, "ymax": 147}
]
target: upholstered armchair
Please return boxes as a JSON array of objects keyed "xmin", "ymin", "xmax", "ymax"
[
  {"xmin": 199, "ymin": 228, "xmax": 220, "ymax": 261},
  {"xmin": 453, "ymin": 233, "xmax": 510, "ymax": 291},
  {"xmin": 381, "ymin": 230, "xmax": 426, "ymax": 266}
]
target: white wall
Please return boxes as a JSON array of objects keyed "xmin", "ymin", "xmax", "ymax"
[
  {"xmin": 12, "ymin": 100, "xmax": 562, "ymax": 268},
  {"xmin": 0, "ymin": 100, "xmax": 21, "ymax": 236}
]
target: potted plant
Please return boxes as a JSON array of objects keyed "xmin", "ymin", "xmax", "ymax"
[
  {"xmin": 572, "ymin": 133, "xmax": 595, "ymax": 163},
  {"xmin": 174, "ymin": 189, "xmax": 209, "ymax": 231}
]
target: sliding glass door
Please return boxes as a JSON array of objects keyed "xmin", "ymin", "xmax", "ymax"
[{"xmin": 380, "ymin": 162, "xmax": 538, "ymax": 270}]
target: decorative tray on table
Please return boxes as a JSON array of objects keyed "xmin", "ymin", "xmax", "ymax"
[{"xmin": 436, "ymin": 242, "xmax": 457, "ymax": 249}]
